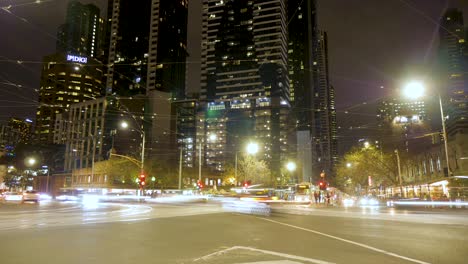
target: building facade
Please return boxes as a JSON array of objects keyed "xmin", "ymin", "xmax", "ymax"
[
  {"xmin": 288, "ymin": 0, "xmax": 337, "ymax": 181},
  {"xmin": 199, "ymin": 0, "xmax": 291, "ymax": 176},
  {"xmin": 439, "ymin": 8, "xmax": 468, "ymax": 137},
  {"xmin": 56, "ymin": 0, "xmax": 103, "ymax": 58},
  {"xmin": 105, "ymin": 0, "xmax": 188, "ymax": 98},
  {"xmin": 35, "ymin": 53, "xmax": 104, "ymax": 143}
]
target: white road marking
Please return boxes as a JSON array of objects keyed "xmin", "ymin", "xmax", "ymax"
[
  {"xmin": 194, "ymin": 246, "xmax": 334, "ymax": 264},
  {"xmin": 257, "ymin": 217, "xmax": 431, "ymax": 264}
]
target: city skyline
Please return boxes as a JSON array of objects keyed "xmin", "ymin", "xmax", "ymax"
[{"xmin": 1, "ymin": 0, "xmax": 467, "ymax": 123}]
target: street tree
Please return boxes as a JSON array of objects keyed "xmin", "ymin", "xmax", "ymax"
[{"xmin": 336, "ymin": 147, "xmax": 400, "ymax": 195}]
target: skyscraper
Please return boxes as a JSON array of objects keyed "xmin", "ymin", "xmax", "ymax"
[
  {"xmin": 288, "ymin": 0, "xmax": 337, "ymax": 180},
  {"xmin": 56, "ymin": 1, "xmax": 102, "ymax": 58},
  {"xmin": 439, "ymin": 8, "xmax": 468, "ymax": 136},
  {"xmin": 35, "ymin": 53, "xmax": 104, "ymax": 143},
  {"xmin": 105, "ymin": 0, "xmax": 188, "ymax": 97},
  {"xmin": 200, "ymin": 0, "xmax": 291, "ymax": 175},
  {"xmin": 36, "ymin": 2, "xmax": 104, "ymax": 143},
  {"xmin": 104, "ymin": 0, "xmax": 189, "ymax": 166}
]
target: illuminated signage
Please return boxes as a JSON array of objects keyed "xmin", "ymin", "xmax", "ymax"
[{"xmin": 66, "ymin": 54, "xmax": 88, "ymax": 64}]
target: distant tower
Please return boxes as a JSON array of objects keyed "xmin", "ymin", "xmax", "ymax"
[
  {"xmin": 439, "ymin": 8, "xmax": 468, "ymax": 136},
  {"xmin": 56, "ymin": 1, "xmax": 102, "ymax": 58},
  {"xmin": 105, "ymin": 0, "xmax": 188, "ymax": 98},
  {"xmin": 200, "ymin": 0, "xmax": 291, "ymax": 174},
  {"xmin": 288, "ymin": 0, "xmax": 337, "ymax": 181},
  {"xmin": 35, "ymin": 1, "xmax": 104, "ymax": 143}
]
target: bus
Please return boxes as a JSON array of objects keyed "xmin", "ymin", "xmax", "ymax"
[{"xmin": 294, "ymin": 183, "xmax": 314, "ymax": 202}]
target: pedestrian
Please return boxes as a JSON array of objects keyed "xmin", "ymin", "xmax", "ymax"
[{"xmin": 314, "ymin": 191, "xmax": 319, "ymax": 204}]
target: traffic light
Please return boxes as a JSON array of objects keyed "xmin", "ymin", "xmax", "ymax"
[
  {"xmin": 139, "ymin": 173, "xmax": 146, "ymax": 187},
  {"xmin": 318, "ymin": 180, "xmax": 327, "ymax": 191},
  {"xmin": 196, "ymin": 180, "xmax": 203, "ymax": 189},
  {"xmin": 243, "ymin": 180, "xmax": 251, "ymax": 188}
]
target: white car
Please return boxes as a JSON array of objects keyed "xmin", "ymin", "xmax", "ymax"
[
  {"xmin": 2, "ymin": 192, "xmax": 24, "ymax": 202},
  {"xmin": 23, "ymin": 190, "xmax": 40, "ymax": 203}
]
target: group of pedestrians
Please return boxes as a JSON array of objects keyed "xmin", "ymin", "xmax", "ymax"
[{"xmin": 313, "ymin": 191, "xmax": 331, "ymax": 205}]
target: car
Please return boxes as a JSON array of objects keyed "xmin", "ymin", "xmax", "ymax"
[
  {"xmin": 2, "ymin": 192, "xmax": 24, "ymax": 202},
  {"xmin": 23, "ymin": 190, "xmax": 40, "ymax": 203}
]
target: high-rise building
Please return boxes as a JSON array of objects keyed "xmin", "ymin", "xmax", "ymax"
[
  {"xmin": 200, "ymin": 0, "xmax": 291, "ymax": 175},
  {"xmin": 310, "ymin": 31, "xmax": 337, "ymax": 179},
  {"xmin": 105, "ymin": 0, "xmax": 188, "ymax": 98},
  {"xmin": 173, "ymin": 98, "xmax": 199, "ymax": 169},
  {"xmin": 288, "ymin": 0, "xmax": 337, "ymax": 180},
  {"xmin": 36, "ymin": 1, "xmax": 105, "ymax": 143},
  {"xmin": 104, "ymin": 0, "xmax": 189, "ymax": 166},
  {"xmin": 439, "ymin": 8, "xmax": 468, "ymax": 136},
  {"xmin": 35, "ymin": 53, "xmax": 104, "ymax": 143},
  {"xmin": 0, "ymin": 118, "xmax": 33, "ymax": 147},
  {"xmin": 56, "ymin": 1, "xmax": 103, "ymax": 58}
]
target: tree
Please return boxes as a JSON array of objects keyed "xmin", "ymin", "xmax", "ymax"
[
  {"xmin": 236, "ymin": 155, "xmax": 272, "ymax": 186},
  {"xmin": 336, "ymin": 147, "xmax": 400, "ymax": 195}
]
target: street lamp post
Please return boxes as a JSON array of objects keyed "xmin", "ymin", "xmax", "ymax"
[
  {"xmin": 121, "ymin": 121, "xmax": 146, "ymax": 195},
  {"xmin": 394, "ymin": 149, "xmax": 404, "ymax": 197},
  {"xmin": 403, "ymin": 81, "xmax": 452, "ymax": 176},
  {"xmin": 438, "ymin": 94, "xmax": 451, "ymax": 176}
]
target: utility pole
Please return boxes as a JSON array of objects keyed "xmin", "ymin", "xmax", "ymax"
[
  {"xmin": 394, "ymin": 149, "xmax": 404, "ymax": 197},
  {"xmin": 198, "ymin": 142, "xmax": 202, "ymax": 182},
  {"xmin": 90, "ymin": 134, "xmax": 96, "ymax": 190},
  {"xmin": 439, "ymin": 94, "xmax": 451, "ymax": 176},
  {"xmin": 235, "ymin": 152, "xmax": 238, "ymax": 185},
  {"xmin": 179, "ymin": 148, "xmax": 183, "ymax": 190}
]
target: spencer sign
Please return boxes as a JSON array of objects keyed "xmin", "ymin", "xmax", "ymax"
[{"xmin": 66, "ymin": 54, "xmax": 88, "ymax": 64}]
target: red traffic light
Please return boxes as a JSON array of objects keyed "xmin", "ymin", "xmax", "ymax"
[
  {"xmin": 196, "ymin": 180, "xmax": 203, "ymax": 188},
  {"xmin": 318, "ymin": 180, "xmax": 327, "ymax": 190}
]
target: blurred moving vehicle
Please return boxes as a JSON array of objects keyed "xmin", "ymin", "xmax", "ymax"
[
  {"xmin": 23, "ymin": 190, "xmax": 40, "ymax": 203},
  {"xmin": 1, "ymin": 192, "xmax": 24, "ymax": 202},
  {"xmin": 222, "ymin": 200, "xmax": 271, "ymax": 216},
  {"xmin": 55, "ymin": 190, "xmax": 83, "ymax": 201},
  {"xmin": 359, "ymin": 196, "xmax": 379, "ymax": 206}
]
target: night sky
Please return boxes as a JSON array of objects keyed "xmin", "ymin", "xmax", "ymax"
[{"xmin": 0, "ymin": 0, "xmax": 467, "ymax": 127}]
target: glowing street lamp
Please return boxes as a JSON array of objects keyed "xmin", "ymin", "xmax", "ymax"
[
  {"xmin": 27, "ymin": 158, "xmax": 36, "ymax": 166},
  {"xmin": 246, "ymin": 142, "xmax": 259, "ymax": 155},
  {"xmin": 286, "ymin": 161, "xmax": 296, "ymax": 172},
  {"xmin": 402, "ymin": 81, "xmax": 425, "ymax": 100},
  {"xmin": 209, "ymin": 133, "xmax": 217, "ymax": 142},
  {"xmin": 120, "ymin": 120, "xmax": 146, "ymax": 194},
  {"xmin": 120, "ymin": 121, "xmax": 129, "ymax": 129},
  {"xmin": 364, "ymin": 141, "xmax": 370, "ymax": 149},
  {"xmin": 346, "ymin": 162, "xmax": 352, "ymax": 168}
]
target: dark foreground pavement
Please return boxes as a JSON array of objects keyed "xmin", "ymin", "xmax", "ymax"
[{"xmin": 1, "ymin": 202, "xmax": 467, "ymax": 264}]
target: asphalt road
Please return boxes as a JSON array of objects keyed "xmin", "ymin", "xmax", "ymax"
[{"xmin": 0, "ymin": 199, "xmax": 467, "ymax": 264}]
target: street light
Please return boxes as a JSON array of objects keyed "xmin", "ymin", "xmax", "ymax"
[
  {"xmin": 286, "ymin": 161, "xmax": 296, "ymax": 172},
  {"xmin": 246, "ymin": 142, "xmax": 259, "ymax": 155},
  {"xmin": 403, "ymin": 81, "xmax": 424, "ymax": 100},
  {"xmin": 346, "ymin": 162, "xmax": 352, "ymax": 168},
  {"xmin": 27, "ymin": 158, "xmax": 36, "ymax": 166},
  {"xmin": 402, "ymin": 81, "xmax": 451, "ymax": 176},
  {"xmin": 364, "ymin": 141, "xmax": 370, "ymax": 149},
  {"xmin": 120, "ymin": 120, "xmax": 146, "ymax": 195}
]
